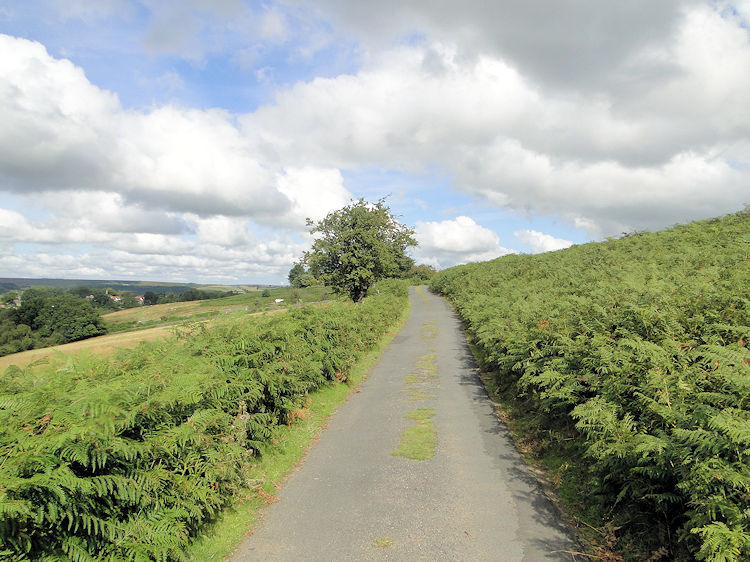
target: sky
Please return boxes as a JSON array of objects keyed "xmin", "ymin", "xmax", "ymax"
[{"xmin": 0, "ymin": 0, "xmax": 749, "ymax": 285}]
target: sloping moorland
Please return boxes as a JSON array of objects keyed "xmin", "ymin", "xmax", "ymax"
[
  {"xmin": 431, "ymin": 209, "xmax": 750, "ymax": 561},
  {"xmin": 0, "ymin": 280, "xmax": 408, "ymax": 560}
]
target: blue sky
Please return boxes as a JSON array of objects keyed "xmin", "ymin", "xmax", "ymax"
[
  {"xmin": 1, "ymin": 1, "xmax": 361, "ymax": 112},
  {"xmin": 1, "ymin": 1, "xmax": 748, "ymax": 283}
]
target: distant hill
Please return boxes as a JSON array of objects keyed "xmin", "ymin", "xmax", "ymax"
[{"xmin": 0, "ymin": 278, "xmax": 279, "ymax": 294}]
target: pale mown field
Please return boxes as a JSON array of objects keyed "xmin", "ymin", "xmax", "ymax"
[
  {"xmin": 1, "ymin": 286, "xmax": 324, "ymax": 372},
  {"xmin": 0, "ymin": 324, "xmax": 174, "ymax": 370},
  {"xmin": 100, "ymin": 286, "xmax": 302, "ymax": 325},
  {"xmin": 101, "ymin": 300, "xmax": 246, "ymax": 324},
  {"xmin": 0, "ymin": 307, "xmax": 289, "ymax": 371}
]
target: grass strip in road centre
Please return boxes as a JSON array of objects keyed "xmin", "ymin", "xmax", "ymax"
[
  {"xmin": 415, "ymin": 285, "xmax": 430, "ymax": 303},
  {"xmin": 403, "ymin": 352, "xmax": 438, "ymax": 387},
  {"xmin": 185, "ymin": 299, "xmax": 411, "ymax": 561},
  {"xmin": 392, "ymin": 407, "xmax": 437, "ymax": 461},
  {"xmin": 372, "ymin": 537, "xmax": 394, "ymax": 548}
]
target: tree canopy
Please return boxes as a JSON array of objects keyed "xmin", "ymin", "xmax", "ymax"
[
  {"xmin": 288, "ymin": 263, "xmax": 316, "ymax": 288},
  {"xmin": 406, "ymin": 263, "xmax": 437, "ymax": 281},
  {"xmin": 303, "ymin": 198, "xmax": 417, "ymax": 301},
  {"xmin": 0, "ymin": 288, "xmax": 107, "ymax": 356}
]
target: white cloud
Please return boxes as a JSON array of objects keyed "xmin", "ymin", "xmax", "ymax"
[
  {"xmin": 2, "ymin": 251, "xmax": 109, "ymax": 279},
  {"xmin": 28, "ymin": 191, "xmax": 189, "ymax": 235},
  {"xmin": 190, "ymin": 215, "xmax": 253, "ymax": 248},
  {"xmin": 0, "ymin": 34, "xmax": 119, "ymax": 191},
  {"xmin": 274, "ymin": 167, "xmax": 352, "ymax": 228},
  {"xmin": 291, "ymin": 0, "xmax": 700, "ymax": 90},
  {"xmin": 109, "ymin": 233, "xmax": 195, "ymax": 256},
  {"xmin": 0, "ymin": 34, "xmax": 307, "ymax": 222},
  {"xmin": 115, "ymin": 106, "xmax": 287, "ymax": 217},
  {"xmin": 3, "ymin": 2, "xmax": 750, "ymax": 284},
  {"xmin": 141, "ymin": 0, "xmax": 245, "ymax": 57},
  {"xmin": 0, "ymin": 33, "xmax": 339, "ymax": 282},
  {"xmin": 415, "ymin": 216, "xmax": 515, "ymax": 269},
  {"xmin": 150, "ymin": 70, "xmax": 185, "ymax": 92},
  {"xmin": 259, "ymin": 7, "xmax": 289, "ymax": 41},
  {"xmin": 514, "ymin": 229, "xmax": 573, "ymax": 254},
  {"xmin": 455, "ymin": 139, "xmax": 749, "ymax": 237},
  {"xmin": 0, "ymin": 202, "xmax": 185, "ymax": 247},
  {"xmin": 244, "ymin": 45, "xmax": 535, "ymax": 170},
  {"xmin": 0, "ymin": 209, "xmax": 39, "ymax": 241},
  {"xmin": 241, "ymin": 8, "xmax": 750, "ymax": 237}
]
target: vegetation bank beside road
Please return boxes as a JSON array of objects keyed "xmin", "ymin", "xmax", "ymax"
[
  {"xmin": 0, "ymin": 280, "xmax": 408, "ymax": 560},
  {"xmin": 432, "ymin": 209, "xmax": 749, "ymax": 561}
]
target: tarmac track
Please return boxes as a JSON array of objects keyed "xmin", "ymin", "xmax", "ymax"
[{"xmin": 230, "ymin": 286, "xmax": 579, "ymax": 561}]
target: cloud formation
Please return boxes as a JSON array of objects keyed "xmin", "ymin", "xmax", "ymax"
[
  {"xmin": 294, "ymin": 0, "xmax": 699, "ymax": 91},
  {"xmin": 0, "ymin": 33, "xmax": 356, "ymax": 221},
  {"xmin": 415, "ymin": 216, "xmax": 515, "ymax": 269},
  {"xmin": 514, "ymin": 230, "xmax": 573, "ymax": 254},
  {"xmin": 1, "ymin": 1, "xmax": 749, "ymax": 283},
  {"xmin": 244, "ymin": 9, "xmax": 750, "ymax": 235},
  {"xmin": 0, "ymin": 33, "xmax": 353, "ymax": 282}
]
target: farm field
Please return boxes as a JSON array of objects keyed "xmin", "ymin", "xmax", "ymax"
[
  {"xmin": 101, "ymin": 285, "xmax": 329, "ymax": 329},
  {"xmin": 0, "ymin": 286, "xmax": 330, "ymax": 371},
  {"xmin": 102, "ymin": 300, "xmax": 247, "ymax": 325},
  {"xmin": 431, "ymin": 209, "xmax": 750, "ymax": 561},
  {"xmin": 0, "ymin": 324, "xmax": 174, "ymax": 371}
]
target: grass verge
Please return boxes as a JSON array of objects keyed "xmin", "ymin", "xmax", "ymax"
[
  {"xmin": 184, "ymin": 298, "xmax": 412, "ymax": 561},
  {"xmin": 405, "ymin": 390, "xmax": 435, "ymax": 401},
  {"xmin": 403, "ymin": 353, "xmax": 438, "ymax": 386},
  {"xmin": 415, "ymin": 285, "xmax": 430, "ymax": 303},
  {"xmin": 1, "ymin": 307, "xmax": 295, "ymax": 372},
  {"xmin": 466, "ymin": 341, "xmax": 622, "ymax": 561}
]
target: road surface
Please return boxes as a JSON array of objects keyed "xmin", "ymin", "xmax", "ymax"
[{"xmin": 230, "ymin": 286, "xmax": 578, "ymax": 561}]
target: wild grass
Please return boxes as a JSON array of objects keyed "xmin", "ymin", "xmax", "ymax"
[
  {"xmin": 0, "ymin": 324, "xmax": 175, "ymax": 371},
  {"xmin": 0, "ymin": 286, "xmax": 332, "ymax": 371},
  {"xmin": 102, "ymin": 285, "xmax": 330, "ymax": 327},
  {"xmin": 393, "ymin": 407, "xmax": 437, "ymax": 461}
]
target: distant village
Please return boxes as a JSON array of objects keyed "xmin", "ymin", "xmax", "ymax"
[{"xmin": 84, "ymin": 291, "xmax": 145, "ymax": 306}]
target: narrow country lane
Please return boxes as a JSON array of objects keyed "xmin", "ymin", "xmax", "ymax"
[{"xmin": 230, "ymin": 286, "xmax": 578, "ymax": 561}]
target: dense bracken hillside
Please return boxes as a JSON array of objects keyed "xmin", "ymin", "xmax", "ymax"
[
  {"xmin": 431, "ymin": 210, "xmax": 749, "ymax": 561},
  {"xmin": 0, "ymin": 280, "xmax": 408, "ymax": 560}
]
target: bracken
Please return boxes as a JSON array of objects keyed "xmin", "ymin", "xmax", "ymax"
[{"xmin": 432, "ymin": 209, "xmax": 750, "ymax": 562}]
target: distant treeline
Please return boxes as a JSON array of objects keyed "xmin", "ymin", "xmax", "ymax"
[
  {"xmin": 0, "ymin": 278, "xmax": 222, "ymax": 295},
  {"xmin": 141, "ymin": 287, "xmax": 235, "ymax": 305}
]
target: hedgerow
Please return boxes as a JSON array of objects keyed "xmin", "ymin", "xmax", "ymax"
[
  {"xmin": 431, "ymin": 209, "xmax": 750, "ymax": 561},
  {"xmin": 0, "ymin": 279, "xmax": 408, "ymax": 560}
]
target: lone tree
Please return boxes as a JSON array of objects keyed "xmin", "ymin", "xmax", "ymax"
[
  {"xmin": 304, "ymin": 198, "xmax": 417, "ymax": 301},
  {"xmin": 288, "ymin": 262, "xmax": 316, "ymax": 288}
]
